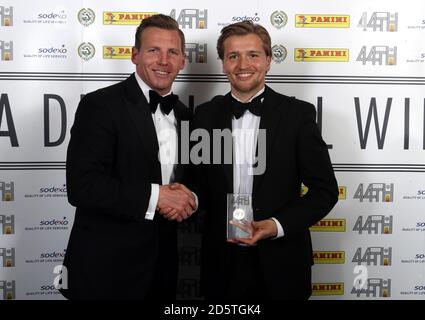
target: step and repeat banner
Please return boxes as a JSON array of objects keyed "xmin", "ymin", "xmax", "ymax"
[{"xmin": 1, "ymin": 0, "xmax": 425, "ymax": 300}]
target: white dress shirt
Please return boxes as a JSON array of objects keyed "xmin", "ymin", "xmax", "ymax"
[
  {"xmin": 134, "ymin": 72, "xmax": 178, "ymax": 220},
  {"xmin": 231, "ymin": 88, "xmax": 284, "ymax": 238}
]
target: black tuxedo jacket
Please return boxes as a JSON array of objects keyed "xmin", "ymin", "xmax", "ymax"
[
  {"xmin": 192, "ymin": 86, "xmax": 338, "ymax": 299},
  {"xmin": 61, "ymin": 74, "xmax": 192, "ymax": 299}
]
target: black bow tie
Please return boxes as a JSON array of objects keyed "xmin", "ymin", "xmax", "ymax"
[
  {"xmin": 149, "ymin": 90, "xmax": 178, "ymax": 115},
  {"xmin": 231, "ymin": 92, "xmax": 264, "ymax": 119}
]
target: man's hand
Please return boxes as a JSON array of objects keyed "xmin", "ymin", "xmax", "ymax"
[
  {"xmin": 156, "ymin": 183, "xmax": 196, "ymax": 222},
  {"xmin": 227, "ymin": 219, "xmax": 278, "ymax": 246}
]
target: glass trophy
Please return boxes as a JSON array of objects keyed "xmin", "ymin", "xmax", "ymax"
[{"xmin": 227, "ymin": 194, "xmax": 253, "ymax": 239}]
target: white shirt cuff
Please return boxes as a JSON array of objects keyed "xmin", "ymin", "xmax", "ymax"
[
  {"xmin": 271, "ymin": 217, "xmax": 284, "ymax": 239},
  {"xmin": 192, "ymin": 192, "xmax": 199, "ymax": 212},
  {"xmin": 145, "ymin": 184, "xmax": 159, "ymax": 220}
]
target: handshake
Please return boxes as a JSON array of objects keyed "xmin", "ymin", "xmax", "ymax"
[{"xmin": 156, "ymin": 183, "xmax": 197, "ymax": 222}]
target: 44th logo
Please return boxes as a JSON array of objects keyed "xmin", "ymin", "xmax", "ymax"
[
  {"xmin": 354, "ymin": 183, "xmax": 393, "ymax": 202},
  {"xmin": 352, "ymin": 247, "xmax": 392, "ymax": 266},
  {"xmin": 358, "ymin": 12, "xmax": 398, "ymax": 32},
  {"xmin": 353, "ymin": 215, "xmax": 393, "ymax": 234},
  {"xmin": 357, "ymin": 46, "xmax": 397, "ymax": 65}
]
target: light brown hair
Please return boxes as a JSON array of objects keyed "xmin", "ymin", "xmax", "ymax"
[{"xmin": 217, "ymin": 20, "xmax": 271, "ymax": 60}]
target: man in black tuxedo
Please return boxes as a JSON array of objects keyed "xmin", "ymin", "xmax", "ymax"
[
  {"xmin": 61, "ymin": 14, "xmax": 196, "ymax": 300},
  {"xmin": 192, "ymin": 21, "xmax": 338, "ymax": 300}
]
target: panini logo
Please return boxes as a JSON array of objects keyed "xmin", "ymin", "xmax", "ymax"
[
  {"xmin": 312, "ymin": 283, "xmax": 344, "ymax": 296},
  {"xmin": 295, "ymin": 15, "xmax": 349, "ymax": 28},
  {"xmin": 313, "ymin": 251, "xmax": 345, "ymax": 264},
  {"xmin": 295, "ymin": 48, "xmax": 349, "ymax": 62},
  {"xmin": 310, "ymin": 219, "xmax": 346, "ymax": 232},
  {"xmin": 103, "ymin": 46, "xmax": 132, "ymax": 59},
  {"xmin": 103, "ymin": 12, "xmax": 157, "ymax": 25},
  {"xmin": 338, "ymin": 186, "xmax": 346, "ymax": 200}
]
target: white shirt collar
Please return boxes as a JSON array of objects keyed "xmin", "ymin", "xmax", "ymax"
[
  {"xmin": 231, "ymin": 87, "xmax": 265, "ymax": 103},
  {"xmin": 134, "ymin": 72, "xmax": 172, "ymax": 103}
]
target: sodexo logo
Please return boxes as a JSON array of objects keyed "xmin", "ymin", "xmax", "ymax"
[
  {"xmin": 40, "ymin": 217, "xmax": 69, "ymax": 227},
  {"xmin": 232, "ymin": 13, "xmax": 260, "ymax": 23},
  {"xmin": 23, "ymin": 9, "xmax": 67, "ymax": 25},
  {"xmin": 40, "ymin": 250, "xmax": 66, "ymax": 260},
  {"xmin": 37, "ymin": 11, "xmax": 67, "ymax": 20},
  {"xmin": 38, "ymin": 44, "xmax": 67, "ymax": 55},
  {"xmin": 24, "ymin": 44, "xmax": 68, "ymax": 59},
  {"xmin": 39, "ymin": 184, "xmax": 67, "ymax": 194}
]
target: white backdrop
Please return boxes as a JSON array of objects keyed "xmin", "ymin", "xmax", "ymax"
[{"xmin": 1, "ymin": 0, "xmax": 425, "ymax": 300}]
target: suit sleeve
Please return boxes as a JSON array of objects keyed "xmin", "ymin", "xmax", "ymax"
[
  {"xmin": 66, "ymin": 93, "xmax": 151, "ymax": 221},
  {"xmin": 274, "ymin": 102, "xmax": 338, "ymax": 238}
]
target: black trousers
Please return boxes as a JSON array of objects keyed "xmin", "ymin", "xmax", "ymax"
[{"xmin": 224, "ymin": 244, "xmax": 270, "ymax": 300}]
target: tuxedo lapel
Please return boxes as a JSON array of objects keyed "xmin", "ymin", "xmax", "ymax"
[
  {"xmin": 123, "ymin": 74, "xmax": 161, "ymax": 183},
  {"xmin": 171, "ymin": 101, "xmax": 191, "ymax": 182},
  {"xmin": 253, "ymin": 86, "xmax": 285, "ymax": 194},
  {"xmin": 215, "ymin": 94, "xmax": 234, "ymax": 193}
]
